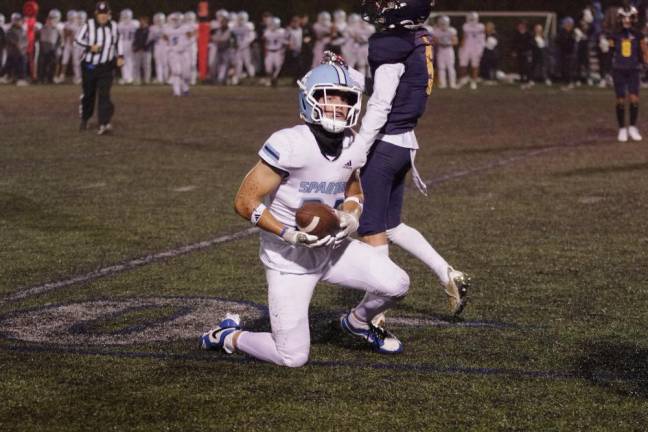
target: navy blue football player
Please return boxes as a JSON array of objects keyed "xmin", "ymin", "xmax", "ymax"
[
  {"xmin": 356, "ymin": 0, "xmax": 470, "ymax": 321},
  {"xmin": 609, "ymin": 6, "xmax": 648, "ymax": 142}
]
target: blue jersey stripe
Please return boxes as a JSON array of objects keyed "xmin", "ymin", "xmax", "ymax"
[{"xmin": 263, "ymin": 144, "xmax": 280, "ymax": 160}]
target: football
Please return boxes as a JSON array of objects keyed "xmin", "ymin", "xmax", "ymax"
[{"xmin": 295, "ymin": 202, "xmax": 340, "ymax": 239}]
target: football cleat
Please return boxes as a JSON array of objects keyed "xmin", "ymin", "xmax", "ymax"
[
  {"xmin": 628, "ymin": 126, "xmax": 642, "ymax": 141},
  {"xmin": 444, "ymin": 267, "xmax": 471, "ymax": 316},
  {"xmin": 618, "ymin": 127, "xmax": 629, "ymax": 143},
  {"xmin": 340, "ymin": 312, "xmax": 403, "ymax": 354},
  {"xmin": 200, "ymin": 313, "xmax": 241, "ymax": 354}
]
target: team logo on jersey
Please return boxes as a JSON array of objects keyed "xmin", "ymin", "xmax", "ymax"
[{"xmin": 343, "ymin": 160, "xmax": 353, "ymax": 170}]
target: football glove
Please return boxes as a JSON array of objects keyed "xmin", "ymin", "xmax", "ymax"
[
  {"xmin": 281, "ymin": 228, "xmax": 335, "ymax": 248},
  {"xmin": 333, "ymin": 210, "xmax": 360, "ymax": 247}
]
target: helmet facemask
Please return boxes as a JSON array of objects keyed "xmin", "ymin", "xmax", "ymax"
[{"xmin": 300, "ymin": 84, "xmax": 361, "ymax": 134}]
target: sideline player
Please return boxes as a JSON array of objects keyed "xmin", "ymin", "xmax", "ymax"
[
  {"xmin": 263, "ymin": 17, "xmax": 286, "ymax": 87},
  {"xmin": 458, "ymin": 11, "xmax": 485, "ymax": 90},
  {"xmin": 609, "ymin": 6, "xmax": 647, "ymax": 142},
  {"xmin": 200, "ymin": 63, "xmax": 410, "ymax": 367},
  {"xmin": 164, "ymin": 12, "xmax": 191, "ymax": 96},
  {"xmin": 117, "ymin": 8, "xmax": 138, "ymax": 84},
  {"xmin": 432, "ymin": 15, "xmax": 458, "ymax": 89},
  {"xmin": 357, "ymin": 0, "xmax": 470, "ymax": 321}
]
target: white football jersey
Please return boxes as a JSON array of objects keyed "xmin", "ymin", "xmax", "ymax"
[
  {"xmin": 264, "ymin": 28, "xmax": 286, "ymax": 51},
  {"xmin": 118, "ymin": 20, "xmax": 139, "ymax": 46},
  {"xmin": 257, "ymin": 125, "xmax": 367, "ymax": 274},
  {"xmin": 462, "ymin": 22, "xmax": 485, "ymax": 49},
  {"xmin": 433, "ymin": 26, "xmax": 457, "ymax": 48},
  {"xmin": 232, "ymin": 22, "xmax": 255, "ymax": 48},
  {"xmin": 165, "ymin": 25, "xmax": 192, "ymax": 53}
]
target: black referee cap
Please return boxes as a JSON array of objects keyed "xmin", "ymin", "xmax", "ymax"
[{"xmin": 95, "ymin": 1, "xmax": 110, "ymax": 13}]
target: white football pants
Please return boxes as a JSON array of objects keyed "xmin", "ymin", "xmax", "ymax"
[
  {"xmin": 168, "ymin": 51, "xmax": 190, "ymax": 96},
  {"xmin": 436, "ymin": 47, "xmax": 456, "ymax": 88},
  {"xmin": 459, "ymin": 46, "xmax": 484, "ymax": 69},
  {"xmin": 121, "ymin": 45, "xmax": 135, "ymax": 83},
  {"xmin": 234, "ymin": 47, "xmax": 255, "ymax": 82},
  {"xmin": 264, "ymin": 51, "xmax": 285, "ymax": 79},
  {"xmin": 154, "ymin": 44, "xmax": 168, "ymax": 83},
  {"xmin": 236, "ymin": 239, "xmax": 410, "ymax": 367}
]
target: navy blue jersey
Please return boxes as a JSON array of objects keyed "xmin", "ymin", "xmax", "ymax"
[
  {"xmin": 610, "ymin": 29, "xmax": 644, "ymax": 70},
  {"xmin": 369, "ymin": 29, "xmax": 434, "ymax": 135}
]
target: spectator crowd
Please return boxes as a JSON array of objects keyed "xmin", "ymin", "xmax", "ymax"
[{"xmin": 0, "ymin": 2, "xmax": 645, "ymax": 91}]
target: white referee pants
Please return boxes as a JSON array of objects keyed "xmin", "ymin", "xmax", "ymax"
[{"xmin": 236, "ymin": 239, "xmax": 410, "ymax": 367}]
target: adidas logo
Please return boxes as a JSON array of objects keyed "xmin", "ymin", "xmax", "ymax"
[{"xmin": 343, "ymin": 160, "xmax": 353, "ymax": 169}]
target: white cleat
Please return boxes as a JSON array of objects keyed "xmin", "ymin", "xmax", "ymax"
[
  {"xmin": 444, "ymin": 267, "xmax": 471, "ymax": 316},
  {"xmin": 470, "ymin": 81, "xmax": 477, "ymax": 90},
  {"xmin": 628, "ymin": 126, "xmax": 643, "ymax": 141},
  {"xmin": 618, "ymin": 128, "xmax": 629, "ymax": 143}
]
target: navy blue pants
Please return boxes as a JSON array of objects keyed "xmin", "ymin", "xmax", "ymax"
[
  {"xmin": 613, "ymin": 68, "xmax": 640, "ymax": 98},
  {"xmin": 359, "ymin": 140, "xmax": 412, "ymax": 236}
]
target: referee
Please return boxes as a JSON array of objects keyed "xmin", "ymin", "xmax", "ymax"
[{"xmin": 75, "ymin": 2, "xmax": 124, "ymax": 135}]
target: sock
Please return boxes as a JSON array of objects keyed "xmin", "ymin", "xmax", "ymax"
[
  {"xmin": 387, "ymin": 223, "xmax": 450, "ymax": 285},
  {"xmin": 353, "ymin": 293, "xmax": 399, "ymax": 323},
  {"xmin": 348, "ymin": 309, "xmax": 369, "ymax": 329},
  {"xmin": 630, "ymin": 102, "xmax": 639, "ymax": 126},
  {"xmin": 617, "ymin": 103, "xmax": 626, "ymax": 128}
]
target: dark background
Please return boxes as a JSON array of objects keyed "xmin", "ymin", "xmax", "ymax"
[{"xmin": 0, "ymin": 1, "xmax": 629, "ymax": 22}]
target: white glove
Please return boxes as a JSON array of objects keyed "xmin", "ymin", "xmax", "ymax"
[
  {"xmin": 281, "ymin": 228, "xmax": 334, "ymax": 248},
  {"xmin": 333, "ymin": 210, "xmax": 360, "ymax": 247}
]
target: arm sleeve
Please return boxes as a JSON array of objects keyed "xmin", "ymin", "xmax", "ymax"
[
  {"xmin": 357, "ymin": 62, "xmax": 405, "ymax": 146},
  {"xmin": 75, "ymin": 23, "xmax": 89, "ymax": 48}
]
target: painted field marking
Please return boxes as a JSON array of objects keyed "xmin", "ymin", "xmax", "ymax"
[{"xmin": 4, "ymin": 136, "xmax": 606, "ymax": 303}]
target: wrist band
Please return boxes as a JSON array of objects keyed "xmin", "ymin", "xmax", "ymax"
[
  {"xmin": 250, "ymin": 203, "xmax": 267, "ymax": 226},
  {"xmin": 344, "ymin": 196, "xmax": 363, "ymax": 212},
  {"xmin": 344, "ymin": 196, "xmax": 362, "ymax": 205},
  {"xmin": 279, "ymin": 226, "xmax": 289, "ymax": 238}
]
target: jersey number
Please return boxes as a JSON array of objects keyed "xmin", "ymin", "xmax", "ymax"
[{"xmin": 622, "ymin": 39, "xmax": 632, "ymax": 58}]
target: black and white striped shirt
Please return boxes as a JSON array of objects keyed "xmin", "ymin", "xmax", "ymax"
[{"xmin": 75, "ymin": 18, "xmax": 124, "ymax": 65}]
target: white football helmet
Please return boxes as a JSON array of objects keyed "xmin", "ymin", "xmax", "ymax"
[
  {"xmin": 77, "ymin": 10, "xmax": 88, "ymax": 24},
  {"xmin": 466, "ymin": 12, "xmax": 479, "ymax": 24},
  {"xmin": 169, "ymin": 12, "xmax": 182, "ymax": 28},
  {"xmin": 153, "ymin": 12, "xmax": 166, "ymax": 26},
  {"xmin": 66, "ymin": 10, "xmax": 78, "ymax": 22},
  {"xmin": 238, "ymin": 11, "xmax": 249, "ymax": 24},
  {"xmin": 0, "ymin": 14, "xmax": 5, "ymax": 27},
  {"xmin": 269, "ymin": 17, "xmax": 281, "ymax": 30},
  {"xmin": 318, "ymin": 11, "xmax": 332, "ymax": 25},
  {"xmin": 120, "ymin": 9, "xmax": 133, "ymax": 22},
  {"xmin": 333, "ymin": 9, "xmax": 347, "ymax": 24},
  {"xmin": 298, "ymin": 63, "xmax": 363, "ymax": 134},
  {"xmin": 183, "ymin": 11, "xmax": 196, "ymax": 25},
  {"xmin": 49, "ymin": 9, "xmax": 62, "ymax": 23},
  {"xmin": 11, "ymin": 12, "xmax": 22, "ymax": 24},
  {"xmin": 348, "ymin": 13, "xmax": 362, "ymax": 26},
  {"xmin": 439, "ymin": 15, "xmax": 450, "ymax": 29},
  {"xmin": 215, "ymin": 9, "xmax": 229, "ymax": 20}
]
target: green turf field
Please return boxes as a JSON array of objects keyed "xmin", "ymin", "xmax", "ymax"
[{"xmin": 1, "ymin": 84, "xmax": 647, "ymax": 431}]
